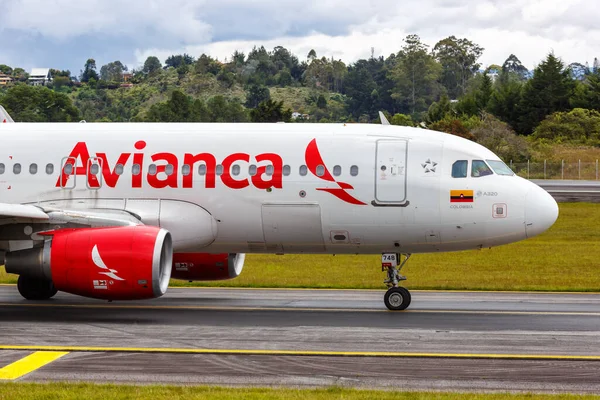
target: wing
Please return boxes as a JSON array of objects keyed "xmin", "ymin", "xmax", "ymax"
[{"xmin": 0, "ymin": 203, "xmax": 143, "ymax": 253}]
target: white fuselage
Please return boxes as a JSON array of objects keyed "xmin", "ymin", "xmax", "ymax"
[{"xmin": 0, "ymin": 123, "xmax": 558, "ymax": 255}]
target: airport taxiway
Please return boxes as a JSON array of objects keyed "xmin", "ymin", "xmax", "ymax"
[{"xmin": 1, "ymin": 286, "xmax": 599, "ymax": 392}]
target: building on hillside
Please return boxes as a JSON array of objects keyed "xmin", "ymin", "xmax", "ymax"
[
  {"xmin": 28, "ymin": 68, "xmax": 52, "ymax": 86},
  {"xmin": 0, "ymin": 73, "xmax": 14, "ymax": 85},
  {"xmin": 122, "ymin": 72, "xmax": 133, "ymax": 82}
]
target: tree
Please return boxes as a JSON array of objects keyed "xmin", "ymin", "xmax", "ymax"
[
  {"xmin": 143, "ymin": 56, "xmax": 162, "ymax": 74},
  {"xmin": 316, "ymin": 94, "xmax": 327, "ymax": 109},
  {"xmin": 0, "ymin": 65, "xmax": 13, "ymax": 75},
  {"xmin": 206, "ymin": 96, "xmax": 248, "ymax": 122},
  {"xmin": 245, "ymin": 84, "xmax": 270, "ymax": 108},
  {"xmin": 501, "ymin": 54, "xmax": 529, "ymax": 81},
  {"xmin": 433, "ymin": 36, "xmax": 484, "ymax": 98},
  {"xmin": 475, "ymin": 72, "xmax": 493, "ymax": 111},
  {"xmin": 518, "ymin": 53, "xmax": 575, "ymax": 135},
  {"xmin": 165, "ymin": 54, "xmax": 195, "ymax": 69},
  {"xmin": 390, "ymin": 114, "xmax": 414, "ymax": 126},
  {"xmin": 568, "ymin": 62, "xmax": 589, "ymax": 81},
  {"xmin": 80, "ymin": 59, "xmax": 99, "ymax": 83},
  {"xmin": 532, "ymin": 108, "xmax": 600, "ymax": 145},
  {"xmin": 250, "ymin": 99, "xmax": 292, "ymax": 122},
  {"xmin": 471, "ymin": 113, "xmax": 530, "ymax": 162},
  {"xmin": 0, "ymin": 85, "xmax": 79, "ymax": 122},
  {"xmin": 488, "ymin": 79, "xmax": 523, "ymax": 130},
  {"xmin": 100, "ymin": 61, "xmax": 127, "ymax": 82},
  {"xmin": 307, "ymin": 49, "xmax": 317, "ymax": 61},
  {"xmin": 390, "ymin": 34, "xmax": 442, "ymax": 114},
  {"xmin": 427, "ymin": 94, "xmax": 452, "ymax": 123},
  {"xmin": 571, "ymin": 73, "xmax": 600, "ymax": 110},
  {"xmin": 195, "ymin": 54, "xmax": 221, "ymax": 75}
]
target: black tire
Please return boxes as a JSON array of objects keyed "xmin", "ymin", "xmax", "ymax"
[
  {"xmin": 384, "ymin": 287, "xmax": 411, "ymax": 311},
  {"xmin": 17, "ymin": 275, "xmax": 58, "ymax": 301}
]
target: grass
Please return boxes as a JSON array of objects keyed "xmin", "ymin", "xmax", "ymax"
[
  {"xmin": 1, "ymin": 203, "xmax": 599, "ymax": 292},
  {"xmin": 0, "ymin": 384, "xmax": 598, "ymax": 400}
]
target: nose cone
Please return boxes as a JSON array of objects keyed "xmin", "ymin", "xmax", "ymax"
[{"xmin": 525, "ymin": 184, "xmax": 559, "ymax": 238}]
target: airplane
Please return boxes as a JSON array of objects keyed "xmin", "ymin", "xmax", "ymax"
[{"xmin": 0, "ymin": 107, "xmax": 558, "ymax": 310}]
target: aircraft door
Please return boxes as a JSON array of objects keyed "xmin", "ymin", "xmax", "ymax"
[{"xmin": 374, "ymin": 139, "xmax": 408, "ymax": 206}]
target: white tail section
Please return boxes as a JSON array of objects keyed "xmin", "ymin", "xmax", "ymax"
[{"xmin": 0, "ymin": 105, "xmax": 14, "ymax": 123}]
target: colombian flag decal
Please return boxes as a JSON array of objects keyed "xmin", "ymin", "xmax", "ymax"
[{"xmin": 450, "ymin": 190, "xmax": 474, "ymax": 203}]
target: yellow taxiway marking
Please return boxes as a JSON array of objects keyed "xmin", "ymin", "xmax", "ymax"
[
  {"xmin": 0, "ymin": 351, "xmax": 68, "ymax": 380},
  {"xmin": 0, "ymin": 346, "xmax": 598, "ymax": 361},
  {"xmin": 0, "ymin": 302, "xmax": 598, "ymax": 316}
]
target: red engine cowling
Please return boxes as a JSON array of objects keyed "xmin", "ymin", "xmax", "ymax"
[
  {"xmin": 171, "ymin": 253, "xmax": 245, "ymax": 281},
  {"xmin": 46, "ymin": 226, "xmax": 173, "ymax": 300}
]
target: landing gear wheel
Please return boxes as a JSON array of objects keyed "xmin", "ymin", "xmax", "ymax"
[
  {"xmin": 384, "ymin": 287, "xmax": 411, "ymax": 311},
  {"xmin": 17, "ymin": 275, "xmax": 58, "ymax": 301}
]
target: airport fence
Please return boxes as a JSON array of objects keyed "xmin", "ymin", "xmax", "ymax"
[{"xmin": 510, "ymin": 160, "xmax": 600, "ymax": 180}]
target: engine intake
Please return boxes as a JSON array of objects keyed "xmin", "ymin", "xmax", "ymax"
[{"xmin": 6, "ymin": 226, "xmax": 173, "ymax": 300}]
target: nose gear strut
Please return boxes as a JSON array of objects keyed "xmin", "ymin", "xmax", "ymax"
[{"xmin": 382, "ymin": 253, "xmax": 412, "ymax": 311}]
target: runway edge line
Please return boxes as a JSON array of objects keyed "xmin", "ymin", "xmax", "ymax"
[
  {"xmin": 0, "ymin": 351, "xmax": 69, "ymax": 380},
  {"xmin": 1, "ymin": 345, "xmax": 599, "ymax": 361}
]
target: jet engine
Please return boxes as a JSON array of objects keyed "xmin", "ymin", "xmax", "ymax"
[
  {"xmin": 5, "ymin": 226, "xmax": 172, "ymax": 300},
  {"xmin": 171, "ymin": 253, "xmax": 245, "ymax": 281}
]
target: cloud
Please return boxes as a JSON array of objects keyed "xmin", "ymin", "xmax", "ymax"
[{"xmin": 0, "ymin": 0, "xmax": 598, "ymax": 72}]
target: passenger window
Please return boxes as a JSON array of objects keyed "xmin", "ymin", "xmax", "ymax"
[
  {"xmin": 13, "ymin": 163, "xmax": 22, "ymax": 175},
  {"xmin": 350, "ymin": 165, "xmax": 359, "ymax": 177},
  {"xmin": 198, "ymin": 164, "xmax": 207, "ymax": 176},
  {"xmin": 46, "ymin": 164, "xmax": 54, "ymax": 175},
  {"xmin": 249, "ymin": 165, "xmax": 257, "ymax": 176},
  {"xmin": 283, "ymin": 165, "xmax": 291, "ymax": 176},
  {"xmin": 333, "ymin": 165, "xmax": 342, "ymax": 177},
  {"xmin": 182, "ymin": 164, "xmax": 191, "ymax": 176},
  {"xmin": 216, "ymin": 165, "xmax": 224, "ymax": 176},
  {"xmin": 452, "ymin": 161, "xmax": 468, "ymax": 178},
  {"xmin": 115, "ymin": 164, "xmax": 124, "ymax": 175},
  {"xmin": 232, "ymin": 165, "xmax": 241, "ymax": 176},
  {"xmin": 299, "ymin": 165, "xmax": 308, "ymax": 176},
  {"xmin": 165, "ymin": 164, "xmax": 174, "ymax": 176},
  {"xmin": 148, "ymin": 164, "xmax": 157, "ymax": 176},
  {"xmin": 316, "ymin": 165, "xmax": 325, "ymax": 177},
  {"xmin": 0, "ymin": 163, "xmax": 5, "ymax": 174},
  {"xmin": 132, "ymin": 164, "xmax": 141, "ymax": 176},
  {"xmin": 30, "ymin": 164, "xmax": 38, "ymax": 175},
  {"xmin": 64, "ymin": 164, "xmax": 73, "ymax": 175},
  {"xmin": 266, "ymin": 165, "xmax": 274, "ymax": 176},
  {"xmin": 90, "ymin": 164, "xmax": 100, "ymax": 175},
  {"xmin": 472, "ymin": 160, "xmax": 493, "ymax": 178}
]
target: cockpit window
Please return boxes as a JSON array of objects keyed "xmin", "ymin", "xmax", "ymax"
[
  {"xmin": 452, "ymin": 160, "xmax": 468, "ymax": 178},
  {"xmin": 472, "ymin": 160, "xmax": 494, "ymax": 177},
  {"xmin": 487, "ymin": 160, "xmax": 515, "ymax": 176}
]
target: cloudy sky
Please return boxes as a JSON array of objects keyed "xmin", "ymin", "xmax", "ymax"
[{"xmin": 0, "ymin": 0, "xmax": 598, "ymax": 75}]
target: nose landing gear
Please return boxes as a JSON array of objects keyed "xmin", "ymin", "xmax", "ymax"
[{"xmin": 382, "ymin": 253, "xmax": 412, "ymax": 311}]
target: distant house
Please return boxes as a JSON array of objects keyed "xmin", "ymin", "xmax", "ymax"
[
  {"xmin": 0, "ymin": 73, "xmax": 14, "ymax": 86},
  {"xmin": 122, "ymin": 72, "xmax": 133, "ymax": 82},
  {"xmin": 28, "ymin": 68, "xmax": 52, "ymax": 86}
]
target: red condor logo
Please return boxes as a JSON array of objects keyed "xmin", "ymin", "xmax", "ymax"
[
  {"xmin": 57, "ymin": 139, "xmax": 366, "ymax": 206},
  {"xmin": 305, "ymin": 139, "xmax": 367, "ymax": 206}
]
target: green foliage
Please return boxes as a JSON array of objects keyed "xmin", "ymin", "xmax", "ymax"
[
  {"xmin": 390, "ymin": 34, "xmax": 442, "ymax": 114},
  {"xmin": 390, "ymin": 113, "xmax": 414, "ymax": 126},
  {"xmin": 316, "ymin": 94, "xmax": 327, "ymax": 109},
  {"xmin": 250, "ymin": 99, "xmax": 292, "ymax": 122},
  {"xmin": 433, "ymin": 36, "xmax": 484, "ymax": 98},
  {"xmin": 488, "ymin": 79, "xmax": 523, "ymax": 130},
  {"xmin": 518, "ymin": 53, "xmax": 575, "ymax": 135},
  {"xmin": 165, "ymin": 54, "xmax": 195, "ymax": 69},
  {"xmin": 0, "ymin": 84, "xmax": 79, "ymax": 122},
  {"xmin": 532, "ymin": 108, "xmax": 600, "ymax": 145},
  {"xmin": 471, "ymin": 113, "xmax": 531, "ymax": 162},
  {"xmin": 245, "ymin": 84, "xmax": 271, "ymax": 108},
  {"xmin": 429, "ymin": 115, "xmax": 479, "ymax": 140},
  {"xmin": 427, "ymin": 94, "xmax": 452, "ymax": 123},
  {"xmin": 143, "ymin": 56, "xmax": 162, "ymax": 74},
  {"xmin": 571, "ymin": 73, "xmax": 600, "ymax": 110},
  {"xmin": 100, "ymin": 61, "xmax": 127, "ymax": 82},
  {"xmin": 80, "ymin": 59, "xmax": 99, "ymax": 83}
]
